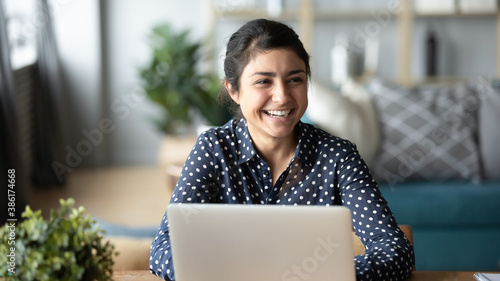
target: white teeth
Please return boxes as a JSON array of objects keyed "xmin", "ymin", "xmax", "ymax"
[{"xmin": 266, "ymin": 110, "xmax": 291, "ymax": 117}]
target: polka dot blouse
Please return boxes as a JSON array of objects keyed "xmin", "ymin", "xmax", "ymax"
[{"xmin": 150, "ymin": 119, "xmax": 414, "ymax": 281}]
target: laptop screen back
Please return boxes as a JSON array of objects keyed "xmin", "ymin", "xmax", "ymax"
[{"xmin": 167, "ymin": 204, "xmax": 356, "ymax": 281}]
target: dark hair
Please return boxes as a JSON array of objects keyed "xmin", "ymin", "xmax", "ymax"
[{"xmin": 218, "ymin": 19, "xmax": 311, "ymax": 117}]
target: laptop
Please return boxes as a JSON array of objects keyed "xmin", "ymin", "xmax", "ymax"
[{"xmin": 167, "ymin": 203, "xmax": 356, "ymax": 281}]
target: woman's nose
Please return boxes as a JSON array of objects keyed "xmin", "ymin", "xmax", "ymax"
[{"xmin": 271, "ymin": 82, "xmax": 289, "ymax": 103}]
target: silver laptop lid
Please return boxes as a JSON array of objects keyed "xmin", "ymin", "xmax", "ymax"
[{"xmin": 168, "ymin": 204, "xmax": 356, "ymax": 281}]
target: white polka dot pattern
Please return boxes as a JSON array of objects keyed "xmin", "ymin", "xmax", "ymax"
[{"xmin": 149, "ymin": 119, "xmax": 414, "ymax": 281}]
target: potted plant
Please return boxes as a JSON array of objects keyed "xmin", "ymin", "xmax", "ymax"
[
  {"xmin": 0, "ymin": 198, "xmax": 116, "ymax": 281},
  {"xmin": 138, "ymin": 23, "xmax": 231, "ymax": 135}
]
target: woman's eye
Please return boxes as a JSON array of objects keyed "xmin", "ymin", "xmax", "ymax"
[
  {"xmin": 255, "ymin": 79, "xmax": 271, "ymax": 85},
  {"xmin": 289, "ymin": 77, "xmax": 303, "ymax": 83}
]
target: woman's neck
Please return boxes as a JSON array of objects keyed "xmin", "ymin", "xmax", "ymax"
[{"xmin": 251, "ymin": 130, "xmax": 299, "ymax": 186}]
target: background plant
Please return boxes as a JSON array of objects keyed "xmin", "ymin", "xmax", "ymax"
[
  {"xmin": 0, "ymin": 198, "xmax": 116, "ymax": 281},
  {"xmin": 139, "ymin": 23, "xmax": 231, "ymax": 134}
]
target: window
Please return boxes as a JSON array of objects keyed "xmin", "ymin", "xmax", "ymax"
[{"xmin": 4, "ymin": 0, "xmax": 37, "ymax": 69}]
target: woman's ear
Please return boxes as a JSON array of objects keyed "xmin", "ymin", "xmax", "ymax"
[{"xmin": 225, "ymin": 81, "xmax": 240, "ymax": 104}]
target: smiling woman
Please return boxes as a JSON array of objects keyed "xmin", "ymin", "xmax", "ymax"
[
  {"xmin": 225, "ymin": 48, "xmax": 308, "ymax": 179},
  {"xmin": 149, "ymin": 19, "xmax": 414, "ymax": 281}
]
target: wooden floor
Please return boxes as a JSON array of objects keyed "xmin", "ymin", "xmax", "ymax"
[{"xmin": 29, "ymin": 165, "xmax": 173, "ymax": 227}]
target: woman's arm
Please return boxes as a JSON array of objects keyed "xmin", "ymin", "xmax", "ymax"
[
  {"xmin": 337, "ymin": 146, "xmax": 415, "ymax": 281},
  {"xmin": 149, "ymin": 133, "xmax": 220, "ymax": 280}
]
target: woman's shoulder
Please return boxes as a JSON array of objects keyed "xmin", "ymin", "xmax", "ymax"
[
  {"xmin": 300, "ymin": 121, "xmax": 357, "ymax": 151},
  {"xmin": 194, "ymin": 119, "xmax": 247, "ymax": 150},
  {"xmin": 197, "ymin": 119, "xmax": 241, "ymax": 139}
]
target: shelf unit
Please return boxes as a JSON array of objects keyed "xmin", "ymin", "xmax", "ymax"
[
  {"xmin": 207, "ymin": 0, "xmax": 500, "ymax": 86},
  {"xmin": 398, "ymin": 0, "xmax": 500, "ymax": 85}
]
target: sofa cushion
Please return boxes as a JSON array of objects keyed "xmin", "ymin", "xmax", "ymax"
[
  {"xmin": 368, "ymin": 79, "xmax": 482, "ymax": 184},
  {"xmin": 306, "ymin": 79, "xmax": 381, "ymax": 166},
  {"xmin": 411, "ymin": 227, "xmax": 500, "ymax": 271},
  {"xmin": 475, "ymin": 77, "xmax": 500, "ymax": 180},
  {"xmin": 104, "ymin": 236, "xmax": 152, "ymax": 270},
  {"xmin": 378, "ymin": 181, "xmax": 500, "ymax": 227},
  {"xmin": 96, "ymin": 218, "xmax": 157, "ymax": 270}
]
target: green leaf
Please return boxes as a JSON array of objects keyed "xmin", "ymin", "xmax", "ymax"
[
  {"xmin": 0, "ymin": 198, "xmax": 116, "ymax": 280},
  {"xmin": 138, "ymin": 22, "xmax": 231, "ymax": 134}
]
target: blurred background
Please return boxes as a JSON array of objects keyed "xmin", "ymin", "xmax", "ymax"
[{"xmin": 1, "ymin": 0, "xmax": 499, "ymax": 272}]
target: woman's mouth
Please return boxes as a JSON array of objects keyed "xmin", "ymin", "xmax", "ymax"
[{"xmin": 264, "ymin": 109, "xmax": 291, "ymax": 118}]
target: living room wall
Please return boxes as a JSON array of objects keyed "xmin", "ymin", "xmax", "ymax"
[
  {"xmin": 53, "ymin": 0, "xmax": 210, "ymax": 167},
  {"xmin": 53, "ymin": 0, "xmax": 498, "ymax": 167}
]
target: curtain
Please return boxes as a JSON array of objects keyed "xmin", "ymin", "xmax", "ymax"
[
  {"xmin": 0, "ymin": 0, "xmax": 27, "ymax": 224},
  {"xmin": 31, "ymin": 0, "xmax": 66, "ymax": 186}
]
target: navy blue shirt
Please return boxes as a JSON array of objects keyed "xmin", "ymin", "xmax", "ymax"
[{"xmin": 150, "ymin": 119, "xmax": 414, "ymax": 281}]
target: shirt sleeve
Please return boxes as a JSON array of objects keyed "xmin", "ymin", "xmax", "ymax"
[
  {"xmin": 337, "ymin": 144, "xmax": 415, "ymax": 281},
  {"xmin": 149, "ymin": 133, "xmax": 219, "ymax": 280}
]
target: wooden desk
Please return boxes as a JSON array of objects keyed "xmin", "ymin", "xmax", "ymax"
[
  {"xmin": 113, "ymin": 270, "xmax": 162, "ymax": 280},
  {"xmin": 407, "ymin": 271, "xmax": 477, "ymax": 280},
  {"xmin": 113, "ymin": 270, "xmax": 481, "ymax": 280}
]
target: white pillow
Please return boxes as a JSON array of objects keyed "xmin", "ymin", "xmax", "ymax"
[
  {"xmin": 477, "ymin": 78, "xmax": 500, "ymax": 180},
  {"xmin": 306, "ymin": 79, "xmax": 380, "ymax": 167}
]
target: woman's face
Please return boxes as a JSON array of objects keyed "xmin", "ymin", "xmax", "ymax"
[{"xmin": 226, "ymin": 48, "xmax": 308, "ymax": 144}]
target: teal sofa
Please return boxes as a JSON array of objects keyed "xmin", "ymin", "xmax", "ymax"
[
  {"xmin": 368, "ymin": 78, "xmax": 500, "ymax": 271},
  {"xmin": 306, "ymin": 77, "xmax": 500, "ymax": 271},
  {"xmin": 379, "ymin": 181, "xmax": 500, "ymax": 271}
]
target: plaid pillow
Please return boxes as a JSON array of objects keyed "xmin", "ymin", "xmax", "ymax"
[{"xmin": 368, "ymin": 79, "xmax": 481, "ymax": 185}]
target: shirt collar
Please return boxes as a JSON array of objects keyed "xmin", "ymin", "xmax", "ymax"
[
  {"xmin": 235, "ymin": 119, "xmax": 258, "ymax": 165},
  {"xmin": 235, "ymin": 119, "xmax": 316, "ymax": 168},
  {"xmin": 294, "ymin": 121, "xmax": 316, "ymax": 168}
]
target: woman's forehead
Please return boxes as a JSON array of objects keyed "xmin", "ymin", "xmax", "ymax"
[{"xmin": 242, "ymin": 49, "xmax": 306, "ymax": 76}]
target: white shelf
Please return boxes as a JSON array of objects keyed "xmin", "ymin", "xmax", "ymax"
[
  {"xmin": 208, "ymin": 0, "xmax": 500, "ymax": 85},
  {"xmin": 314, "ymin": 10, "xmax": 398, "ymax": 20},
  {"xmin": 414, "ymin": 11, "xmax": 498, "ymax": 18},
  {"xmin": 213, "ymin": 9, "xmax": 300, "ymax": 21}
]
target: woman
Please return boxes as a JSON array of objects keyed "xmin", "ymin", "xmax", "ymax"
[{"xmin": 150, "ymin": 19, "xmax": 414, "ymax": 281}]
